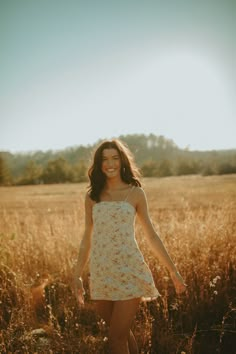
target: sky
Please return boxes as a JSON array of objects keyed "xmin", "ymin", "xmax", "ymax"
[{"xmin": 0, "ymin": 0, "xmax": 235, "ymax": 153}]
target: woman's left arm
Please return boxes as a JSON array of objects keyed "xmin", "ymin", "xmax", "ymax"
[{"xmin": 136, "ymin": 187, "xmax": 186, "ymax": 294}]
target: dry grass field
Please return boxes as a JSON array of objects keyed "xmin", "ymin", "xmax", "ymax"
[{"xmin": 0, "ymin": 175, "xmax": 236, "ymax": 353}]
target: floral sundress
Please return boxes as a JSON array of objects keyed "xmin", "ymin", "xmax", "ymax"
[{"xmin": 89, "ymin": 189, "xmax": 160, "ymax": 301}]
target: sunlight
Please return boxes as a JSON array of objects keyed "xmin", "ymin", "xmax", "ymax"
[{"xmin": 145, "ymin": 47, "xmax": 232, "ymax": 122}]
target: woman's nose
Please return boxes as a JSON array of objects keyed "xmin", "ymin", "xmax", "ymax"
[{"xmin": 107, "ymin": 160, "xmax": 113, "ymax": 167}]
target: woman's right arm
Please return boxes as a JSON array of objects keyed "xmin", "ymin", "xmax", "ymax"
[{"xmin": 73, "ymin": 192, "xmax": 93, "ymax": 304}]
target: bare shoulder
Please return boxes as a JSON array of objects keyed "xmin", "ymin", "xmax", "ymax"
[
  {"xmin": 132, "ymin": 186, "xmax": 151, "ymax": 221},
  {"xmin": 133, "ymin": 186, "xmax": 146, "ymax": 199},
  {"xmin": 131, "ymin": 186, "xmax": 147, "ymax": 207}
]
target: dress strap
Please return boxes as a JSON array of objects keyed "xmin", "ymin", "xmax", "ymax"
[{"xmin": 124, "ymin": 185, "xmax": 134, "ymax": 201}]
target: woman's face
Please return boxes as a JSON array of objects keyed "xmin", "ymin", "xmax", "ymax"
[{"xmin": 101, "ymin": 148, "xmax": 121, "ymax": 179}]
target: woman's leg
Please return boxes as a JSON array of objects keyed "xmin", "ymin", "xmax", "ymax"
[
  {"xmin": 96, "ymin": 299, "xmax": 140, "ymax": 354},
  {"xmin": 127, "ymin": 330, "xmax": 139, "ymax": 354},
  {"xmin": 108, "ymin": 298, "xmax": 140, "ymax": 354},
  {"xmin": 96, "ymin": 300, "xmax": 114, "ymax": 325}
]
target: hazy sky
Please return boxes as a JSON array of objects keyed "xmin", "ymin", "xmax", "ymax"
[{"xmin": 1, "ymin": 0, "xmax": 235, "ymax": 152}]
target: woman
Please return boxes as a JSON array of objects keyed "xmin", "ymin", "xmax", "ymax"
[{"xmin": 73, "ymin": 139, "xmax": 186, "ymax": 354}]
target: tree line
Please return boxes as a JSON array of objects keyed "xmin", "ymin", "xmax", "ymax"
[{"xmin": 1, "ymin": 134, "xmax": 236, "ymax": 186}]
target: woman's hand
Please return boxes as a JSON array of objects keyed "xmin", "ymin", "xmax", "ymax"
[
  {"xmin": 170, "ymin": 271, "xmax": 187, "ymax": 295},
  {"xmin": 73, "ymin": 277, "xmax": 85, "ymax": 306}
]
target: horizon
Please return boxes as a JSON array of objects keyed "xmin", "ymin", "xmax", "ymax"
[{"xmin": 1, "ymin": 132, "xmax": 236, "ymax": 155}]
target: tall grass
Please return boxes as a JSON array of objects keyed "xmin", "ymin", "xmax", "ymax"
[{"xmin": 0, "ymin": 175, "xmax": 236, "ymax": 353}]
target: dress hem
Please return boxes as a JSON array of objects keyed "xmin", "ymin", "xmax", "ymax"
[{"xmin": 90, "ymin": 293, "xmax": 161, "ymax": 302}]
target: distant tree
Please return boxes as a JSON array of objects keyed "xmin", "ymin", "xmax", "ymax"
[
  {"xmin": 141, "ymin": 161, "xmax": 159, "ymax": 177},
  {"xmin": 120, "ymin": 134, "xmax": 149, "ymax": 164},
  {"xmin": 175, "ymin": 158, "xmax": 200, "ymax": 176},
  {"xmin": 201, "ymin": 165, "xmax": 215, "ymax": 176},
  {"xmin": 141, "ymin": 159, "xmax": 173, "ymax": 177},
  {"xmin": 1, "ymin": 134, "xmax": 236, "ymax": 182},
  {"xmin": 218, "ymin": 162, "xmax": 236, "ymax": 175},
  {"xmin": 71, "ymin": 160, "xmax": 88, "ymax": 182},
  {"xmin": 120, "ymin": 133, "xmax": 179, "ymax": 166},
  {"xmin": 18, "ymin": 160, "xmax": 43, "ymax": 185},
  {"xmin": 61, "ymin": 145, "xmax": 92, "ymax": 165},
  {"xmin": 157, "ymin": 159, "xmax": 173, "ymax": 177},
  {"xmin": 41, "ymin": 157, "xmax": 72, "ymax": 184},
  {"xmin": 0, "ymin": 154, "xmax": 12, "ymax": 185}
]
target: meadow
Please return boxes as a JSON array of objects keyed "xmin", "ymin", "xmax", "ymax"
[{"xmin": 0, "ymin": 175, "xmax": 236, "ymax": 353}]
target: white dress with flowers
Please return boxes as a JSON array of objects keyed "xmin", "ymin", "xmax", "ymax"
[{"xmin": 89, "ymin": 195, "xmax": 160, "ymax": 301}]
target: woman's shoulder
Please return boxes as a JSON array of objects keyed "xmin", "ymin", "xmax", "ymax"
[
  {"xmin": 131, "ymin": 185, "xmax": 147, "ymax": 203},
  {"xmin": 132, "ymin": 184, "xmax": 145, "ymax": 194}
]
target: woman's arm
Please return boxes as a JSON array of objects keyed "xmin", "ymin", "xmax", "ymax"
[
  {"xmin": 73, "ymin": 192, "xmax": 93, "ymax": 303},
  {"xmin": 136, "ymin": 187, "xmax": 186, "ymax": 294}
]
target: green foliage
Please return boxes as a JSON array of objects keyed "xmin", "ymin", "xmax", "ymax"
[
  {"xmin": 175, "ymin": 158, "xmax": 201, "ymax": 176},
  {"xmin": 157, "ymin": 159, "xmax": 173, "ymax": 177},
  {"xmin": 218, "ymin": 162, "xmax": 236, "ymax": 175},
  {"xmin": 18, "ymin": 160, "xmax": 43, "ymax": 185},
  {"xmin": 0, "ymin": 134, "xmax": 236, "ymax": 185},
  {"xmin": 41, "ymin": 157, "xmax": 72, "ymax": 184},
  {"xmin": 0, "ymin": 154, "xmax": 12, "ymax": 185},
  {"xmin": 70, "ymin": 160, "xmax": 88, "ymax": 183},
  {"xmin": 141, "ymin": 161, "xmax": 159, "ymax": 177}
]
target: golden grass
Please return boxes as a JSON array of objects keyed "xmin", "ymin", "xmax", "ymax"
[{"xmin": 0, "ymin": 175, "xmax": 236, "ymax": 353}]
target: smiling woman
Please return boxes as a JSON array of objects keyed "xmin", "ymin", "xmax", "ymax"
[
  {"xmin": 101, "ymin": 149, "xmax": 121, "ymax": 179},
  {"xmin": 72, "ymin": 138, "xmax": 186, "ymax": 354}
]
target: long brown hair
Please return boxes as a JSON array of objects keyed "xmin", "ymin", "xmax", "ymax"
[{"xmin": 88, "ymin": 139, "xmax": 141, "ymax": 202}]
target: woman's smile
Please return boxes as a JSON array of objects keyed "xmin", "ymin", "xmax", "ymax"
[{"xmin": 101, "ymin": 148, "xmax": 121, "ymax": 177}]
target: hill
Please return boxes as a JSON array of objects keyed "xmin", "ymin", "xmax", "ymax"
[{"xmin": 1, "ymin": 133, "xmax": 236, "ymax": 185}]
